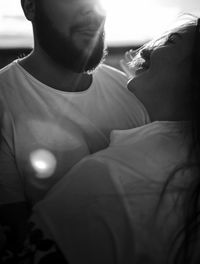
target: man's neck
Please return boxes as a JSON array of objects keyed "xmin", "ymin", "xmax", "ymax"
[{"xmin": 19, "ymin": 49, "xmax": 92, "ymax": 93}]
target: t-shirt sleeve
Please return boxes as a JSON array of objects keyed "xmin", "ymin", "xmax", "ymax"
[
  {"xmin": 0, "ymin": 109, "xmax": 25, "ymax": 204},
  {"xmin": 32, "ymin": 157, "xmax": 134, "ymax": 264},
  {"xmin": 0, "ymin": 138, "xmax": 25, "ymax": 204}
]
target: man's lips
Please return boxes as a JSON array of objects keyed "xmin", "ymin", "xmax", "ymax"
[
  {"xmin": 73, "ymin": 19, "xmax": 103, "ymax": 30},
  {"xmin": 77, "ymin": 26, "xmax": 100, "ymax": 33},
  {"xmin": 72, "ymin": 24, "xmax": 102, "ymax": 37}
]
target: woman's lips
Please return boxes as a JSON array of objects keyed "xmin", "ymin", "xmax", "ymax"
[
  {"xmin": 134, "ymin": 60, "xmax": 150, "ymax": 75},
  {"xmin": 121, "ymin": 49, "xmax": 151, "ymax": 78}
]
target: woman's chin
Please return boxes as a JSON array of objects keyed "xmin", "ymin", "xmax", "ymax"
[{"xmin": 134, "ymin": 66, "xmax": 150, "ymax": 77}]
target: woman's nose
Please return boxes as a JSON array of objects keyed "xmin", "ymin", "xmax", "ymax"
[{"xmin": 140, "ymin": 48, "xmax": 151, "ymax": 60}]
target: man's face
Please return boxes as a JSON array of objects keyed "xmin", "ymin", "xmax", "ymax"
[{"xmin": 33, "ymin": 0, "xmax": 107, "ymax": 73}]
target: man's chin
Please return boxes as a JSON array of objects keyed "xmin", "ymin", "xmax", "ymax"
[
  {"xmin": 39, "ymin": 34, "xmax": 106, "ymax": 73},
  {"xmin": 84, "ymin": 48, "xmax": 107, "ymax": 73},
  {"xmin": 75, "ymin": 55, "xmax": 104, "ymax": 74},
  {"xmin": 73, "ymin": 44, "xmax": 106, "ymax": 73}
]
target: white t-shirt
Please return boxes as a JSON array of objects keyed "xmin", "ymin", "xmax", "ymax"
[
  {"xmin": 33, "ymin": 121, "xmax": 191, "ymax": 264},
  {"xmin": 0, "ymin": 60, "xmax": 150, "ymax": 204}
]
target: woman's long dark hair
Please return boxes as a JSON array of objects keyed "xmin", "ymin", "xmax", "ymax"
[
  {"xmin": 181, "ymin": 17, "xmax": 200, "ymax": 264},
  {"xmin": 159, "ymin": 17, "xmax": 200, "ymax": 264}
]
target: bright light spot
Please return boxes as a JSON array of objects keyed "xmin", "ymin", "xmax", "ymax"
[
  {"xmin": 30, "ymin": 149, "xmax": 57, "ymax": 179},
  {"xmin": 1, "ymin": 0, "xmax": 200, "ymax": 47},
  {"xmin": 34, "ymin": 160, "xmax": 48, "ymax": 171},
  {"xmin": 100, "ymin": 0, "xmax": 181, "ymax": 45},
  {"xmin": 0, "ymin": 0, "xmax": 32, "ymax": 48},
  {"xmin": 95, "ymin": 0, "xmax": 107, "ymax": 17}
]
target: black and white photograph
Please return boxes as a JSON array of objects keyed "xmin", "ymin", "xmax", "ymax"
[{"xmin": 1, "ymin": 1, "xmax": 200, "ymax": 263}]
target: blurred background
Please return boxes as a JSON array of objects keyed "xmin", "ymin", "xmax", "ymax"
[{"xmin": 0, "ymin": 0, "xmax": 200, "ymax": 70}]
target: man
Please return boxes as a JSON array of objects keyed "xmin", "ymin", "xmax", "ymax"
[
  {"xmin": 0, "ymin": 0, "xmax": 151, "ymax": 256},
  {"xmin": 0, "ymin": 0, "xmax": 150, "ymax": 206}
]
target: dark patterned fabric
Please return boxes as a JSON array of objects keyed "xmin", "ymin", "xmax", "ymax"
[{"xmin": 1, "ymin": 222, "xmax": 68, "ymax": 264}]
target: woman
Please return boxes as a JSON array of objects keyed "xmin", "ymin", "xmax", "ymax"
[{"xmin": 3, "ymin": 14, "xmax": 200, "ymax": 264}]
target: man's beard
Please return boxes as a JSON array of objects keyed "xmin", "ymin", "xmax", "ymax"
[{"xmin": 34, "ymin": 3, "xmax": 107, "ymax": 73}]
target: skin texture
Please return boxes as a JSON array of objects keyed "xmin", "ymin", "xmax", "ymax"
[{"xmin": 128, "ymin": 25, "xmax": 195, "ymax": 122}]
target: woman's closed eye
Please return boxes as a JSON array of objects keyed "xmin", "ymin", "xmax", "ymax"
[{"xmin": 165, "ymin": 33, "xmax": 182, "ymax": 45}]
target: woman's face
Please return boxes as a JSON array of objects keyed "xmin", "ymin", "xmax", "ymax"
[{"xmin": 127, "ymin": 23, "xmax": 196, "ymax": 117}]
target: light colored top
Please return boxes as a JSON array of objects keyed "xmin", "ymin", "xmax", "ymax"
[
  {"xmin": 0, "ymin": 61, "xmax": 150, "ymax": 204},
  {"xmin": 33, "ymin": 121, "xmax": 191, "ymax": 264}
]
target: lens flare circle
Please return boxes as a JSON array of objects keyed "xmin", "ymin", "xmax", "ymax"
[{"xmin": 30, "ymin": 149, "xmax": 57, "ymax": 179}]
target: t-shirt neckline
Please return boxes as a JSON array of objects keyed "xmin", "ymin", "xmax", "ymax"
[{"xmin": 14, "ymin": 59, "xmax": 95, "ymax": 96}]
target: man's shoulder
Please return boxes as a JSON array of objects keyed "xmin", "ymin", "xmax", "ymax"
[
  {"xmin": 94, "ymin": 63, "xmax": 127, "ymax": 81},
  {"xmin": 92, "ymin": 64, "xmax": 128, "ymax": 92},
  {"xmin": 0, "ymin": 61, "xmax": 16, "ymax": 80},
  {"xmin": 96, "ymin": 63, "xmax": 127, "ymax": 75},
  {"xmin": 0, "ymin": 61, "xmax": 20, "ymax": 99}
]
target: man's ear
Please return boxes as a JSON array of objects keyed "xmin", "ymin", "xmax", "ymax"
[{"xmin": 21, "ymin": 0, "xmax": 35, "ymax": 21}]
